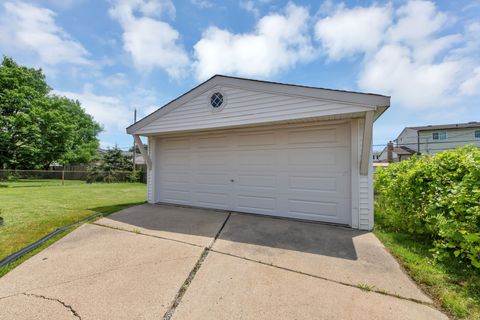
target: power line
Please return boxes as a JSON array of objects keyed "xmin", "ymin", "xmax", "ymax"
[{"xmin": 373, "ymin": 139, "xmax": 480, "ymax": 147}]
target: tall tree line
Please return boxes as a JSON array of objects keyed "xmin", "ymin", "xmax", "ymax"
[{"xmin": 0, "ymin": 57, "xmax": 102, "ymax": 169}]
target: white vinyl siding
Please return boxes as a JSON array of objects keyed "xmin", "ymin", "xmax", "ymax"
[
  {"xmin": 357, "ymin": 119, "xmax": 373, "ymax": 230},
  {"xmin": 146, "ymin": 137, "xmax": 155, "ymax": 203},
  {"xmin": 137, "ymin": 86, "xmax": 374, "ymax": 135},
  {"xmin": 418, "ymin": 128, "xmax": 480, "ymax": 155}
]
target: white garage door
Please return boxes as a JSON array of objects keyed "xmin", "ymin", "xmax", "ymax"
[{"xmin": 157, "ymin": 123, "xmax": 351, "ymax": 225}]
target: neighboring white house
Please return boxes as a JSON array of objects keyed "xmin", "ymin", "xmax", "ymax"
[
  {"xmin": 127, "ymin": 75, "xmax": 390, "ymax": 230},
  {"xmin": 379, "ymin": 122, "xmax": 480, "ymax": 161}
]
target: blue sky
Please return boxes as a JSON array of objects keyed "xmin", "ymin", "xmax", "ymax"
[{"xmin": 0, "ymin": 0, "xmax": 479, "ymax": 151}]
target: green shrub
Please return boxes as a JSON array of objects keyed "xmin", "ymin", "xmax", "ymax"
[
  {"xmin": 6, "ymin": 172, "xmax": 19, "ymax": 181},
  {"xmin": 375, "ymin": 145, "xmax": 480, "ymax": 268}
]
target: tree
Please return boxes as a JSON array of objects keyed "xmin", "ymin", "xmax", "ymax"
[
  {"xmin": 0, "ymin": 57, "xmax": 101, "ymax": 169},
  {"xmin": 100, "ymin": 147, "xmax": 132, "ymax": 172},
  {"xmin": 87, "ymin": 147, "xmax": 133, "ymax": 183}
]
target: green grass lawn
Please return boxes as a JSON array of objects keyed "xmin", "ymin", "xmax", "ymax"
[
  {"xmin": 0, "ymin": 179, "xmax": 147, "ymax": 271},
  {"xmin": 375, "ymin": 211, "xmax": 480, "ymax": 319}
]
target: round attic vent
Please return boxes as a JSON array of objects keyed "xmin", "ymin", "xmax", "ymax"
[{"xmin": 208, "ymin": 90, "xmax": 227, "ymax": 112}]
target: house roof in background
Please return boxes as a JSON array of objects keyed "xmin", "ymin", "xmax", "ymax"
[
  {"xmin": 393, "ymin": 146, "xmax": 416, "ymax": 155},
  {"xmin": 408, "ymin": 121, "xmax": 480, "ymax": 131}
]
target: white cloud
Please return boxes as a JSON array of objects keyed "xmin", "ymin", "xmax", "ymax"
[
  {"xmin": 387, "ymin": 1, "xmax": 448, "ymax": 44},
  {"xmin": 460, "ymin": 67, "xmax": 480, "ymax": 95},
  {"xmin": 191, "ymin": 0, "xmax": 213, "ymax": 9},
  {"xmin": 0, "ymin": 2, "xmax": 90, "ymax": 66},
  {"xmin": 240, "ymin": 0, "xmax": 260, "ymax": 17},
  {"xmin": 315, "ymin": 0, "xmax": 480, "ymax": 108},
  {"xmin": 109, "ymin": 0, "xmax": 190, "ymax": 78},
  {"xmin": 56, "ymin": 85, "xmax": 131, "ymax": 132},
  {"xmin": 193, "ymin": 3, "xmax": 315, "ymax": 80},
  {"xmin": 39, "ymin": 0, "xmax": 86, "ymax": 10},
  {"xmin": 141, "ymin": 105, "xmax": 161, "ymax": 117},
  {"xmin": 314, "ymin": 4, "xmax": 392, "ymax": 60},
  {"xmin": 126, "ymin": 86, "xmax": 160, "ymax": 110},
  {"xmin": 98, "ymin": 72, "xmax": 129, "ymax": 88},
  {"xmin": 359, "ymin": 44, "xmax": 461, "ymax": 108}
]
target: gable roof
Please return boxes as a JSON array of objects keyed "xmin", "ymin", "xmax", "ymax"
[
  {"xmin": 378, "ymin": 145, "xmax": 417, "ymax": 159},
  {"xmin": 127, "ymin": 74, "xmax": 390, "ymax": 135},
  {"xmin": 394, "ymin": 146, "xmax": 417, "ymax": 155},
  {"xmin": 407, "ymin": 121, "xmax": 480, "ymax": 131}
]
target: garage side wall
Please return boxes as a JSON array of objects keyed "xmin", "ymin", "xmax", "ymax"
[
  {"xmin": 357, "ymin": 119, "xmax": 374, "ymax": 230},
  {"xmin": 147, "ymin": 136, "xmax": 158, "ymax": 204}
]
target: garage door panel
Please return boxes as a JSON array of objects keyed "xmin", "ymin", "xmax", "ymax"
[
  {"xmin": 287, "ymin": 128, "xmax": 336, "ymax": 144},
  {"xmin": 236, "ymin": 150, "xmax": 278, "ymax": 164},
  {"xmin": 196, "ymin": 152, "xmax": 229, "ymax": 166},
  {"xmin": 196, "ymin": 135, "xmax": 229, "ymax": 149},
  {"xmin": 236, "ymin": 174, "xmax": 277, "ymax": 189},
  {"xmin": 157, "ymin": 122, "xmax": 351, "ymax": 225},
  {"xmin": 287, "ymin": 126, "xmax": 349, "ymax": 147},
  {"xmin": 288, "ymin": 176, "xmax": 337, "ymax": 191},
  {"xmin": 194, "ymin": 173, "xmax": 230, "ymax": 186},
  {"xmin": 161, "ymin": 189, "xmax": 191, "ymax": 204},
  {"xmin": 193, "ymin": 191, "xmax": 229, "ymax": 209},
  {"xmin": 288, "ymin": 175, "xmax": 349, "ymax": 194},
  {"xmin": 236, "ymin": 132, "xmax": 276, "ymax": 147},
  {"xmin": 288, "ymin": 199, "xmax": 339, "ymax": 217},
  {"xmin": 287, "ymin": 150, "xmax": 349, "ymax": 173},
  {"xmin": 236, "ymin": 194, "xmax": 277, "ymax": 213},
  {"xmin": 235, "ymin": 151, "xmax": 279, "ymax": 172}
]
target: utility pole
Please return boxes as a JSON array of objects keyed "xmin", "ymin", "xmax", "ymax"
[{"xmin": 132, "ymin": 109, "xmax": 137, "ymax": 172}]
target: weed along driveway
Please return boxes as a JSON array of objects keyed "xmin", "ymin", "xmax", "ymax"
[{"xmin": 0, "ymin": 204, "xmax": 447, "ymax": 320}]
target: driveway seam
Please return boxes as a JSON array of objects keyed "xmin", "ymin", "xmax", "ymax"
[
  {"xmin": 210, "ymin": 249, "xmax": 437, "ymax": 308},
  {"xmin": 23, "ymin": 293, "xmax": 81, "ymax": 319},
  {"xmin": 162, "ymin": 212, "xmax": 232, "ymax": 320},
  {"xmin": 91, "ymin": 222, "xmax": 204, "ymax": 248},
  {"xmin": 0, "ymin": 255, "xmax": 199, "ymax": 301}
]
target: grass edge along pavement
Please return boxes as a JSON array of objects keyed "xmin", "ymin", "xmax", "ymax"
[{"xmin": 0, "ymin": 180, "xmax": 147, "ymax": 277}]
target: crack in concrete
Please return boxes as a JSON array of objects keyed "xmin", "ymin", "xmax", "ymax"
[
  {"xmin": 91, "ymin": 222, "xmax": 205, "ymax": 248},
  {"xmin": 162, "ymin": 212, "xmax": 232, "ymax": 320},
  {"xmin": 2, "ymin": 211, "xmax": 437, "ymax": 317},
  {"xmin": 93, "ymin": 216, "xmax": 428, "ymax": 306},
  {"xmin": 0, "ymin": 255, "xmax": 198, "ymax": 302},
  {"xmin": 23, "ymin": 293, "xmax": 81, "ymax": 319},
  {"xmin": 210, "ymin": 249, "xmax": 436, "ymax": 307}
]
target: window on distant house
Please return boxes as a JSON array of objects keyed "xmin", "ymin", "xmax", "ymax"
[
  {"xmin": 475, "ymin": 130, "xmax": 480, "ymax": 139},
  {"xmin": 432, "ymin": 132, "xmax": 447, "ymax": 140}
]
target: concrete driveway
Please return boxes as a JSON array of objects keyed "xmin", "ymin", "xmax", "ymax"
[{"xmin": 0, "ymin": 204, "xmax": 447, "ymax": 320}]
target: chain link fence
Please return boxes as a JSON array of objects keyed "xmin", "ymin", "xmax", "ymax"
[{"xmin": 0, "ymin": 169, "xmax": 147, "ymax": 184}]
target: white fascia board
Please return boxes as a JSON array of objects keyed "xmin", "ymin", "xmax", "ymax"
[{"xmin": 360, "ymin": 111, "xmax": 374, "ymax": 175}]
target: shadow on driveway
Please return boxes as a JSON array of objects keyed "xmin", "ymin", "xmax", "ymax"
[{"xmin": 97, "ymin": 203, "xmax": 362, "ymax": 260}]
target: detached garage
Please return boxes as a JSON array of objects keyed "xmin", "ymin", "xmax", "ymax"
[{"xmin": 127, "ymin": 75, "xmax": 390, "ymax": 230}]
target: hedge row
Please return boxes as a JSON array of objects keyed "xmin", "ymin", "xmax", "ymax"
[{"xmin": 375, "ymin": 145, "xmax": 480, "ymax": 268}]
